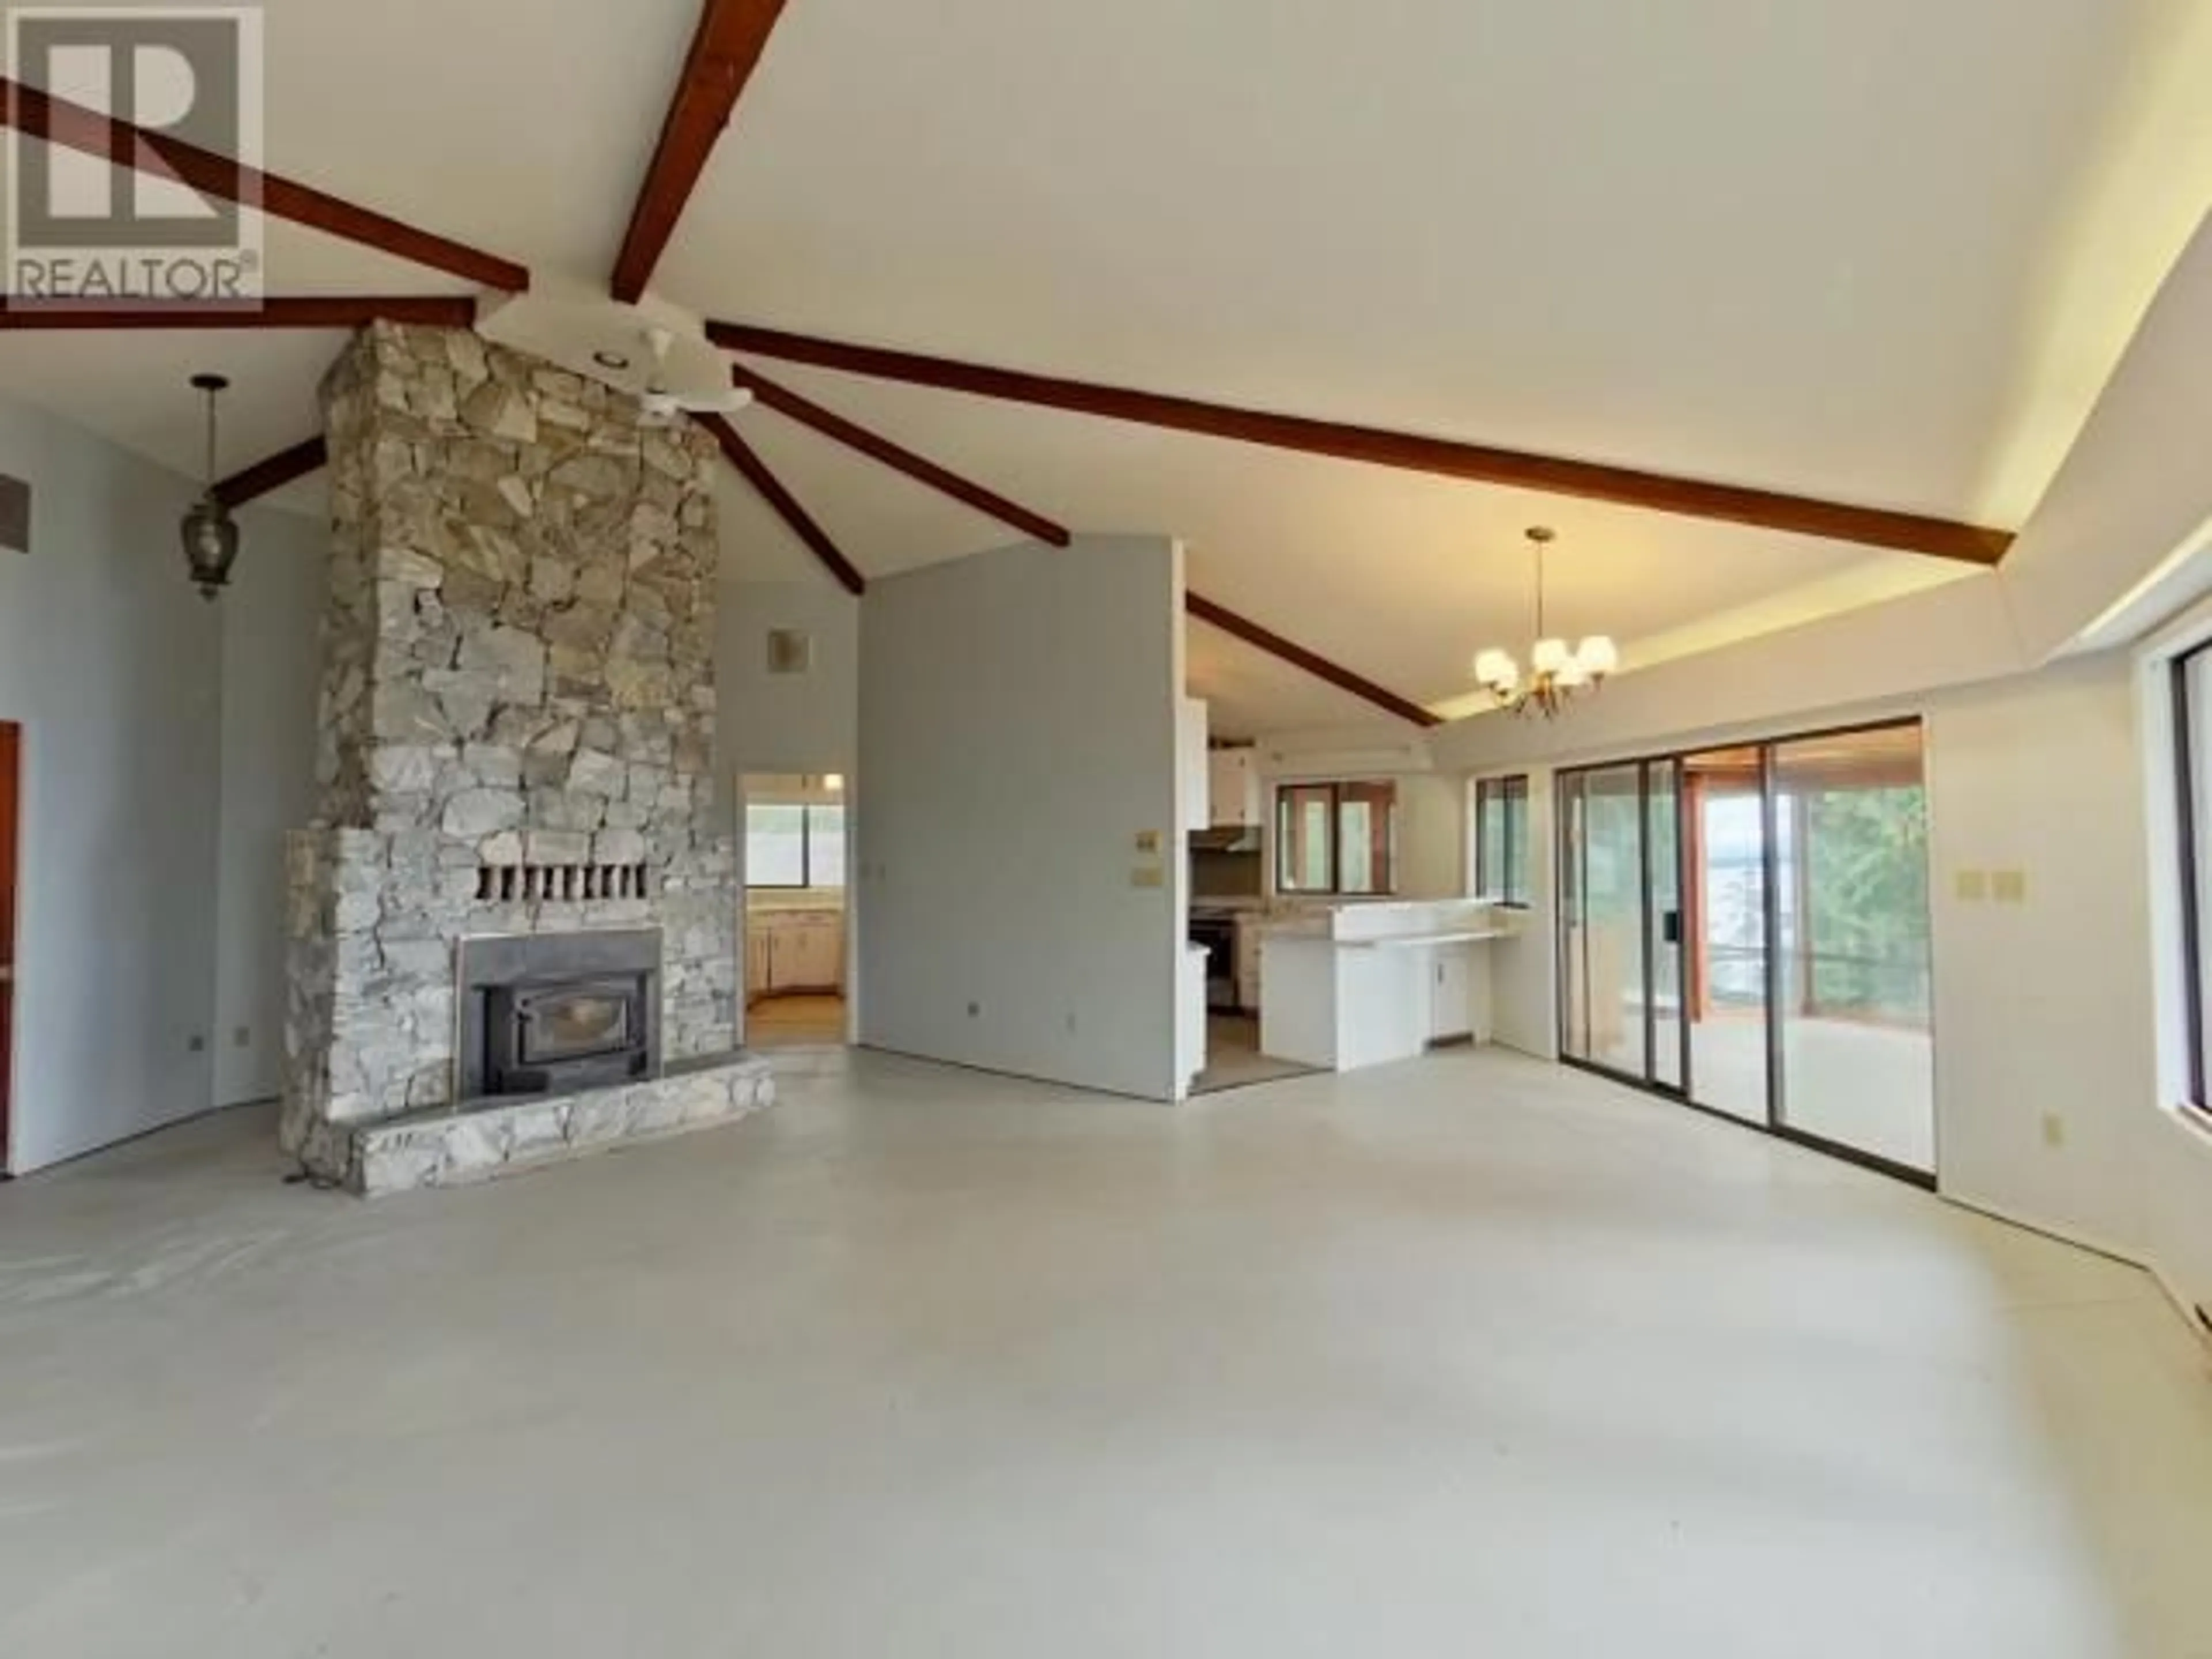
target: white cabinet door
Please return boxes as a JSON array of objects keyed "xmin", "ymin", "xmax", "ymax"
[
  {"xmin": 1209, "ymin": 748, "xmax": 1262, "ymax": 828},
  {"xmin": 745, "ymin": 923, "xmax": 773, "ymax": 1003},
  {"xmin": 1430, "ymin": 949, "xmax": 1472, "ymax": 1041}
]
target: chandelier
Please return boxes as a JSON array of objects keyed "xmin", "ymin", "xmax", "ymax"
[
  {"xmin": 1472, "ymin": 526, "xmax": 1617, "ymax": 718},
  {"xmin": 178, "ymin": 372, "xmax": 240, "ymax": 601}
]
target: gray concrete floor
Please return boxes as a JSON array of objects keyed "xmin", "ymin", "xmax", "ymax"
[{"xmin": 2, "ymin": 1048, "xmax": 2209, "ymax": 1657}]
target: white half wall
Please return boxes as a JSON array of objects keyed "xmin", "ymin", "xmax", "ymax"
[
  {"xmin": 0, "ymin": 397, "xmax": 225, "ymax": 1172},
  {"xmin": 214, "ymin": 507, "xmax": 327, "ymax": 1107},
  {"xmin": 855, "ymin": 534, "xmax": 1188, "ymax": 1100}
]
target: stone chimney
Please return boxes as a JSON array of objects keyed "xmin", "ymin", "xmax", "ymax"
[{"xmin": 282, "ymin": 321, "xmax": 767, "ymax": 1193}]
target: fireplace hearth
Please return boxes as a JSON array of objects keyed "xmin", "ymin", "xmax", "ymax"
[{"xmin": 457, "ymin": 929, "xmax": 661, "ymax": 1104}]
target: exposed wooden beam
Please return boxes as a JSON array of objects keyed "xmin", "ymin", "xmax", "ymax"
[
  {"xmin": 610, "ymin": 0, "xmax": 790, "ymax": 303},
  {"xmin": 698, "ymin": 413, "xmax": 865, "ymax": 595},
  {"xmin": 729, "ymin": 361, "xmax": 1070, "ymax": 547},
  {"xmin": 213, "ymin": 436, "xmax": 328, "ymax": 509},
  {"xmin": 0, "ymin": 77, "xmax": 529, "ymax": 292},
  {"xmin": 1185, "ymin": 592, "xmax": 1440, "ymax": 729},
  {"xmin": 705, "ymin": 321, "xmax": 2014, "ymax": 565},
  {"xmin": 0, "ymin": 296, "xmax": 476, "ymax": 329}
]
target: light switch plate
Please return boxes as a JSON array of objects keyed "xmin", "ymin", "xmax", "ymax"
[
  {"xmin": 1955, "ymin": 869, "xmax": 1988, "ymax": 903},
  {"xmin": 1131, "ymin": 867, "xmax": 1164, "ymax": 888},
  {"xmin": 1134, "ymin": 830, "xmax": 1161, "ymax": 855},
  {"xmin": 1992, "ymin": 869, "xmax": 2028, "ymax": 904}
]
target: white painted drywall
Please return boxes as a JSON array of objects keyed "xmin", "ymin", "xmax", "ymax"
[
  {"xmin": 213, "ymin": 506, "xmax": 327, "ymax": 1107},
  {"xmin": 855, "ymin": 534, "xmax": 1187, "ymax": 1100},
  {"xmin": 0, "ymin": 396, "xmax": 225, "ymax": 1172},
  {"xmin": 715, "ymin": 574, "xmax": 859, "ymax": 808}
]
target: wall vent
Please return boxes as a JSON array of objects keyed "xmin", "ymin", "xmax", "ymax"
[
  {"xmin": 766, "ymin": 628, "xmax": 813, "ymax": 675},
  {"xmin": 474, "ymin": 863, "xmax": 652, "ymax": 904}
]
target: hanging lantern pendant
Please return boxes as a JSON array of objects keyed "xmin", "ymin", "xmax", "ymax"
[{"xmin": 179, "ymin": 372, "xmax": 240, "ymax": 601}]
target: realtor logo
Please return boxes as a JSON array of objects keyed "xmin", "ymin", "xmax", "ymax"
[{"xmin": 5, "ymin": 6, "xmax": 263, "ymax": 303}]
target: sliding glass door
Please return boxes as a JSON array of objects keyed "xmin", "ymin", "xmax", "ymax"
[
  {"xmin": 1558, "ymin": 723, "xmax": 1936, "ymax": 1183},
  {"xmin": 1558, "ymin": 762, "xmax": 1684, "ymax": 1092},
  {"xmin": 1771, "ymin": 727, "xmax": 1935, "ymax": 1171},
  {"xmin": 1683, "ymin": 745, "xmax": 1770, "ymax": 1125}
]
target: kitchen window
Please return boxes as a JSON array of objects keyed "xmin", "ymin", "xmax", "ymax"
[
  {"xmin": 1275, "ymin": 781, "xmax": 1397, "ymax": 896},
  {"xmin": 745, "ymin": 801, "xmax": 846, "ymax": 889},
  {"xmin": 1475, "ymin": 774, "xmax": 1531, "ymax": 907}
]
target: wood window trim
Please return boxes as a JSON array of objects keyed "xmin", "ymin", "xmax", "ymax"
[{"xmin": 1274, "ymin": 780, "xmax": 1399, "ymax": 897}]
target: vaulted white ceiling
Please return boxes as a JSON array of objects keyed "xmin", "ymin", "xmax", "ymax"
[{"xmin": 2, "ymin": 0, "xmax": 2207, "ymax": 734}]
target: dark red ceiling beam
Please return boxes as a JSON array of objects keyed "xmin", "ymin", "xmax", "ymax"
[
  {"xmin": 610, "ymin": 0, "xmax": 790, "ymax": 303},
  {"xmin": 0, "ymin": 295, "xmax": 476, "ymax": 329},
  {"xmin": 698, "ymin": 413, "xmax": 866, "ymax": 595},
  {"xmin": 0, "ymin": 78, "xmax": 529, "ymax": 292},
  {"xmin": 213, "ymin": 435, "xmax": 328, "ymax": 509},
  {"xmin": 1186, "ymin": 592, "xmax": 1440, "ymax": 728},
  {"xmin": 705, "ymin": 320, "xmax": 2014, "ymax": 566},
  {"xmin": 730, "ymin": 361, "xmax": 1070, "ymax": 547}
]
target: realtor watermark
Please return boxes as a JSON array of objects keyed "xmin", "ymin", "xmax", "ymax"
[{"xmin": 5, "ymin": 6, "xmax": 263, "ymax": 304}]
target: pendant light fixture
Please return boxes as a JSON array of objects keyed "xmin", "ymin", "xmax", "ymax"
[
  {"xmin": 179, "ymin": 372, "xmax": 240, "ymax": 601},
  {"xmin": 1471, "ymin": 527, "xmax": 1618, "ymax": 718}
]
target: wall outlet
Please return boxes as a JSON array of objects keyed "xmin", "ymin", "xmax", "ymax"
[
  {"xmin": 232, "ymin": 1025, "xmax": 251, "ymax": 1049},
  {"xmin": 2041, "ymin": 1112, "xmax": 2066, "ymax": 1150},
  {"xmin": 1992, "ymin": 869, "xmax": 2028, "ymax": 905},
  {"xmin": 967, "ymin": 1001, "xmax": 980, "ymax": 1019},
  {"xmin": 187, "ymin": 1033, "xmax": 206, "ymax": 1054},
  {"xmin": 1131, "ymin": 866, "xmax": 1164, "ymax": 889},
  {"xmin": 1955, "ymin": 869, "xmax": 1988, "ymax": 903},
  {"xmin": 1134, "ymin": 830, "xmax": 1161, "ymax": 855}
]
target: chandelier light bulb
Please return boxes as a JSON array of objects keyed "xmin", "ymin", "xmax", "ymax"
[
  {"xmin": 1577, "ymin": 635, "xmax": 1619, "ymax": 677},
  {"xmin": 1531, "ymin": 637, "xmax": 1571, "ymax": 675},
  {"xmin": 1474, "ymin": 649, "xmax": 1515, "ymax": 687}
]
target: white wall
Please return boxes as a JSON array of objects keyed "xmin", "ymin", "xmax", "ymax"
[
  {"xmin": 0, "ymin": 398, "xmax": 225, "ymax": 1172},
  {"xmin": 855, "ymin": 534, "xmax": 1188, "ymax": 1100},
  {"xmin": 716, "ymin": 574, "xmax": 859, "ymax": 794},
  {"xmin": 213, "ymin": 507, "xmax": 327, "ymax": 1106}
]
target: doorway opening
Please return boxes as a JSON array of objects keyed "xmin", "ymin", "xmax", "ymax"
[
  {"xmin": 0, "ymin": 721, "xmax": 17, "ymax": 1171},
  {"xmin": 740, "ymin": 771, "xmax": 850, "ymax": 1050},
  {"xmin": 1558, "ymin": 721, "xmax": 1936, "ymax": 1184}
]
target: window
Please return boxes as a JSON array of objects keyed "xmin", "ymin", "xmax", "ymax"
[
  {"xmin": 2175, "ymin": 647, "xmax": 2212, "ymax": 1111},
  {"xmin": 1475, "ymin": 775, "xmax": 1531, "ymax": 907},
  {"xmin": 1275, "ymin": 781, "xmax": 1397, "ymax": 896},
  {"xmin": 745, "ymin": 801, "xmax": 846, "ymax": 889}
]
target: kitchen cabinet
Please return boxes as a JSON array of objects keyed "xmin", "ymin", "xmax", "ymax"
[
  {"xmin": 1209, "ymin": 747, "xmax": 1262, "ymax": 829},
  {"xmin": 1234, "ymin": 915, "xmax": 1263, "ymax": 1013},
  {"xmin": 1429, "ymin": 948, "xmax": 1472, "ymax": 1041},
  {"xmin": 746, "ymin": 909, "xmax": 845, "ymax": 1002}
]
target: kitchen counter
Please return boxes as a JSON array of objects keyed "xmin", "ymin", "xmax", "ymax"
[{"xmin": 1259, "ymin": 900, "xmax": 1503, "ymax": 1072}]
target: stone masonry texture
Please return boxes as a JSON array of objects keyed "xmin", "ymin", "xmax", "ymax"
[{"xmin": 282, "ymin": 322, "xmax": 740, "ymax": 1181}]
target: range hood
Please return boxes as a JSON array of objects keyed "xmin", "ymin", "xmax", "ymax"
[{"xmin": 1190, "ymin": 825, "xmax": 1263, "ymax": 853}]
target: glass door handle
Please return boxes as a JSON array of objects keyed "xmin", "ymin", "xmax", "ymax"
[{"xmin": 1662, "ymin": 910, "xmax": 1682, "ymax": 945}]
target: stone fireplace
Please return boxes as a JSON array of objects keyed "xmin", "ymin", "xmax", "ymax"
[{"xmin": 282, "ymin": 321, "xmax": 771, "ymax": 1195}]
